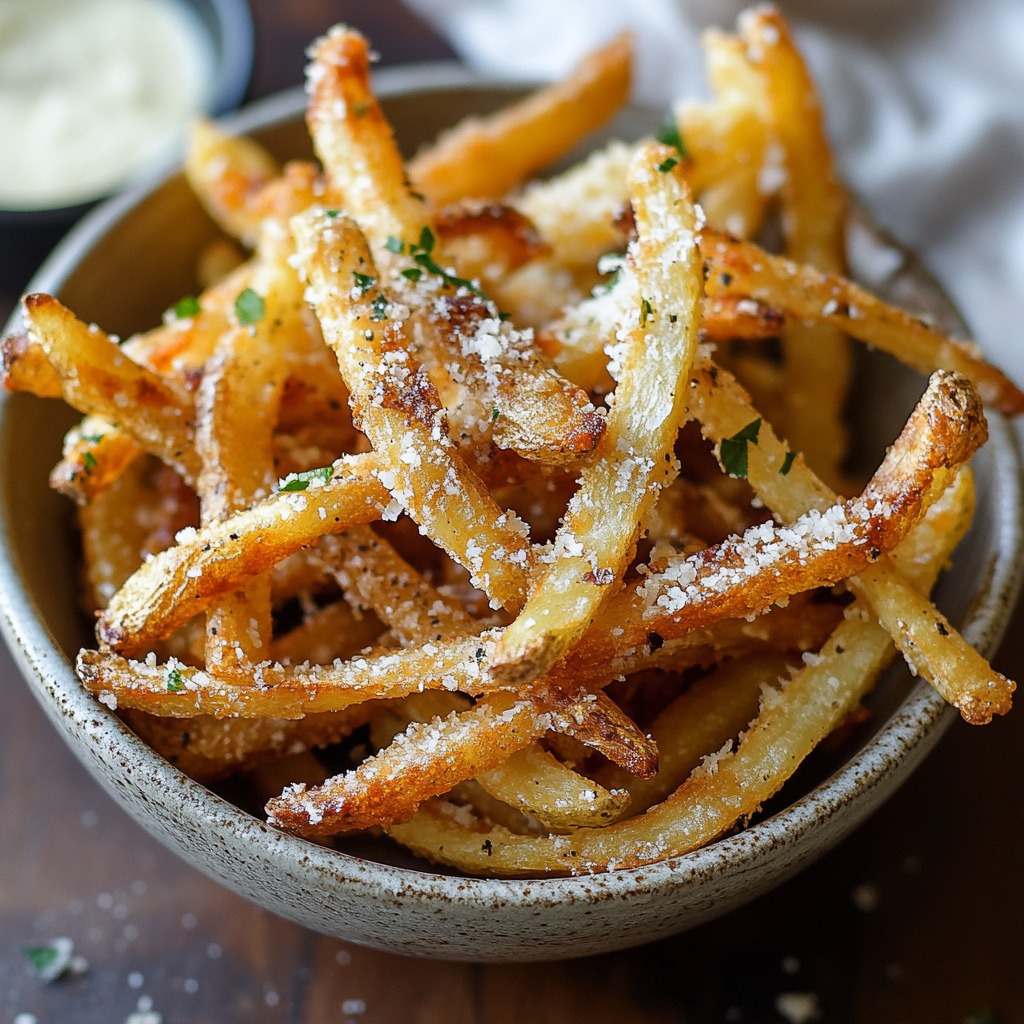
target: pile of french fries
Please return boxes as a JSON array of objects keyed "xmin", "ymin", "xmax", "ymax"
[{"xmin": 4, "ymin": 8, "xmax": 1021, "ymax": 877}]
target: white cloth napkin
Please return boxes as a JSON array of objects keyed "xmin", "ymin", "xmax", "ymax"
[{"xmin": 405, "ymin": 0, "xmax": 1024, "ymax": 383}]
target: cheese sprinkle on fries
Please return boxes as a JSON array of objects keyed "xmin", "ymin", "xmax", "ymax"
[{"xmin": 5, "ymin": 8, "xmax": 1022, "ymax": 877}]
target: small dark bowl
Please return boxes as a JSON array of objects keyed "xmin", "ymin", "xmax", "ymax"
[{"xmin": 0, "ymin": 0, "xmax": 253, "ymax": 233}]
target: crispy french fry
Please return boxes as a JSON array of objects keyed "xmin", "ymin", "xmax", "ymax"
[
  {"xmin": 489, "ymin": 148, "xmax": 708, "ymax": 684},
  {"xmin": 740, "ymin": 6, "xmax": 851, "ymax": 487},
  {"xmin": 702, "ymin": 230, "xmax": 1024, "ymax": 415},
  {"xmin": 185, "ymin": 118, "xmax": 281, "ymax": 245},
  {"xmin": 410, "ymin": 32, "xmax": 632, "ymax": 207},
  {"xmin": 96, "ymin": 454, "xmax": 389, "ymax": 652},
  {"xmin": 20, "ymin": 295, "xmax": 198, "ymax": 481},
  {"xmin": 291, "ymin": 207, "xmax": 534, "ymax": 612}
]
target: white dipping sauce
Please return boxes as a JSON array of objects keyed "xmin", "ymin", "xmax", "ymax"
[{"xmin": 0, "ymin": 0, "xmax": 213, "ymax": 209}]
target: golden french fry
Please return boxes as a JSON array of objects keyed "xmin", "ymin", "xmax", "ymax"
[
  {"xmin": 96, "ymin": 453, "xmax": 389, "ymax": 652},
  {"xmin": 20, "ymin": 295, "xmax": 198, "ymax": 481},
  {"xmin": 490, "ymin": 145, "xmax": 704, "ymax": 685},
  {"xmin": 702, "ymin": 229, "xmax": 1024, "ymax": 415},
  {"xmin": 291, "ymin": 207, "xmax": 534, "ymax": 612},
  {"xmin": 185, "ymin": 118, "xmax": 281, "ymax": 245},
  {"xmin": 410, "ymin": 32, "xmax": 632, "ymax": 207},
  {"xmin": 740, "ymin": 6, "xmax": 851, "ymax": 486}
]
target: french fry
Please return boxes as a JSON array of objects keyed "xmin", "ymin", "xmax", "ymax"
[
  {"xmin": 20, "ymin": 295, "xmax": 198, "ymax": 481},
  {"xmin": 702, "ymin": 229, "xmax": 1024, "ymax": 415},
  {"xmin": 185, "ymin": 118, "xmax": 281, "ymax": 246},
  {"xmin": 50, "ymin": 417, "xmax": 143, "ymax": 505},
  {"xmin": 290, "ymin": 207, "xmax": 534, "ymax": 612},
  {"xmin": 409, "ymin": 32, "xmax": 633, "ymax": 207},
  {"xmin": 740, "ymin": 6, "xmax": 851, "ymax": 487},
  {"xmin": 490, "ymin": 145, "xmax": 704, "ymax": 685},
  {"xmin": 690, "ymin": 359, "xmax": 1013, "ymax": 722},
  {"xmin": 389, "ymin": 467, "xmax": 979, "ymax": 876},
  {"xmin": 96, "ymin": 453, "xmax": 389, "ymax": 652}
]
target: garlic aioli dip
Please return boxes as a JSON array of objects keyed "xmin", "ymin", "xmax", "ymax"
[{"xmin": 0, "ymin": 0, "xmax": 213, "ymax": 209}]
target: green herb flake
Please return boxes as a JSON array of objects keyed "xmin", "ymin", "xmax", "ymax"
[
  {"xmin": 22, "ymin": 937, "xmax": 84, "ymax": 984},
  {"xmin": 719, "ymin": 419, "xmax": 762, "ymax": 478},
  {"xmin": 167, "ymin": 668, "xmax": 184, "ymax": 692},
  {"xmin": 370, "ymin": 295, "xmax": 389, "ymax": 322},
  {"xmin": 418, "ymin": 225, "xmax": 436, "ymax": 253},
  {"xmin": 657, "ymin": 156, "xmax": 679, "ymax": 173},
  {"xmin": 234, "ymin": 287, "xmax": 265, "ymax": 327},
  {"xmin": 640, "ymin": 297, "xmax": 655, "ymax": 322},
  {"xmin": 398, "ymin": 223, "xmax": 494, "ymax": 300},
  {"xmin": 82, "ymin": 433, "xmax": 105, "ymax": 444},
  {"xmin": 780, "ymin": 450, "xmax": 797, "ymax": 475},
  {"xmin": 656, "ymin": 116, "xmax": 687, "ymax": 156},
  {"xmin": 491, "ymin": 407, "xmax": 501, "ymax": 421},
  {"xmin": 82, "ymin": 451, "xmax": 97, "ymax": 473},
  {"xmin": 172, "ymin": 295, "xmax": 201, "ymax": 320},
  {"xmin": 279, "ymin": 465, "xmax": 336, "ymax": 492},
  {"xmin": 352, "ymin": 271, "xmax": 376, "ymax": 296}
]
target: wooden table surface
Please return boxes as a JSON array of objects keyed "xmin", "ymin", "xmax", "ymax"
[{"xmin": 2, "ymin": 2, "xmax": 1022, "ymax": 1021}]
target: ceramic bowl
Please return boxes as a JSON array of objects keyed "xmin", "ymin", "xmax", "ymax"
[{"xmin": 1, "ymin": 71, "xmax": 1021, "ymax": 962}]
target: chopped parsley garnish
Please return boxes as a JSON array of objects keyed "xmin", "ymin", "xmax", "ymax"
[
  {"xmin": 23, "ymin": 944, "xmax": 62, "ymax": 975},
  {"xmin": 324, "ymin": 209, "xmax": 341, "ymax": 218},
  {"xmin": 657, "ymin": 156, "xmax": 679, "ymax": 173},
  {"xmin": 640, "ymin": 297, "xmax": 655, "ymax": 322},
  {"xmin": 369, "ymin": 294, "xmax": 389, "ymax": 322},
  {"xmin": 82, "ymin": 433, "xmax": 105, "ymax": 444},
  {"xmin": 82, "ymin": 451, "xmax": 97, "ymax": 473},
  {"xmin": 171, "ymin": 295, "xmax": 201, "ymax": 320},
  {"xmin": 656, "ymin": 116, "xmax": 687, "ymax": 156},
  {"xmin": 278, "ymin": 465, "xmax": 335, "ymax": 492},
  {"xmin": 391, "ymin": 226, "xmax": 488, "ymax": 298},
  {"xmin": 352, "ymin": 271, "xmax": 376, "ymax": 295},
  {"xmin": 720, "ymin": 419, "xmax": 761, "ymax": 478},
  {"xmin": 780, "ymin": 450, "xmax": 796, "ymax": 475},
  {"xmin": 234, "ymin": 287, "xmax": 265, "ymax": 326},
  {"xmin": 166, "ymin": 668, "xmax": 184, "ymax": 692},
  {"xmin": 491, "ymin": 406, "xmax": 501, "ymax": 421},
  {"xmin": 23, "ymin": 937, "xmax": 83, "ymax": 984}
]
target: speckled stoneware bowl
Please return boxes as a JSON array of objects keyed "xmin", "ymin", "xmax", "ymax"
[{"xmin": 1, "ymin": 71, "xmax": 1022, "ymax": 962}]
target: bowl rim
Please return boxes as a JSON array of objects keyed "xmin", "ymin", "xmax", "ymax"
[{"xmin": 2, "ymin": 67, "xmax": 1022, "ymax": 916}]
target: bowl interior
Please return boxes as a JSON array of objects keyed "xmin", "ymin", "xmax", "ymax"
[{"xmin": 1, "ymin": 77, "xmax": 1021, "ymax": 959}]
